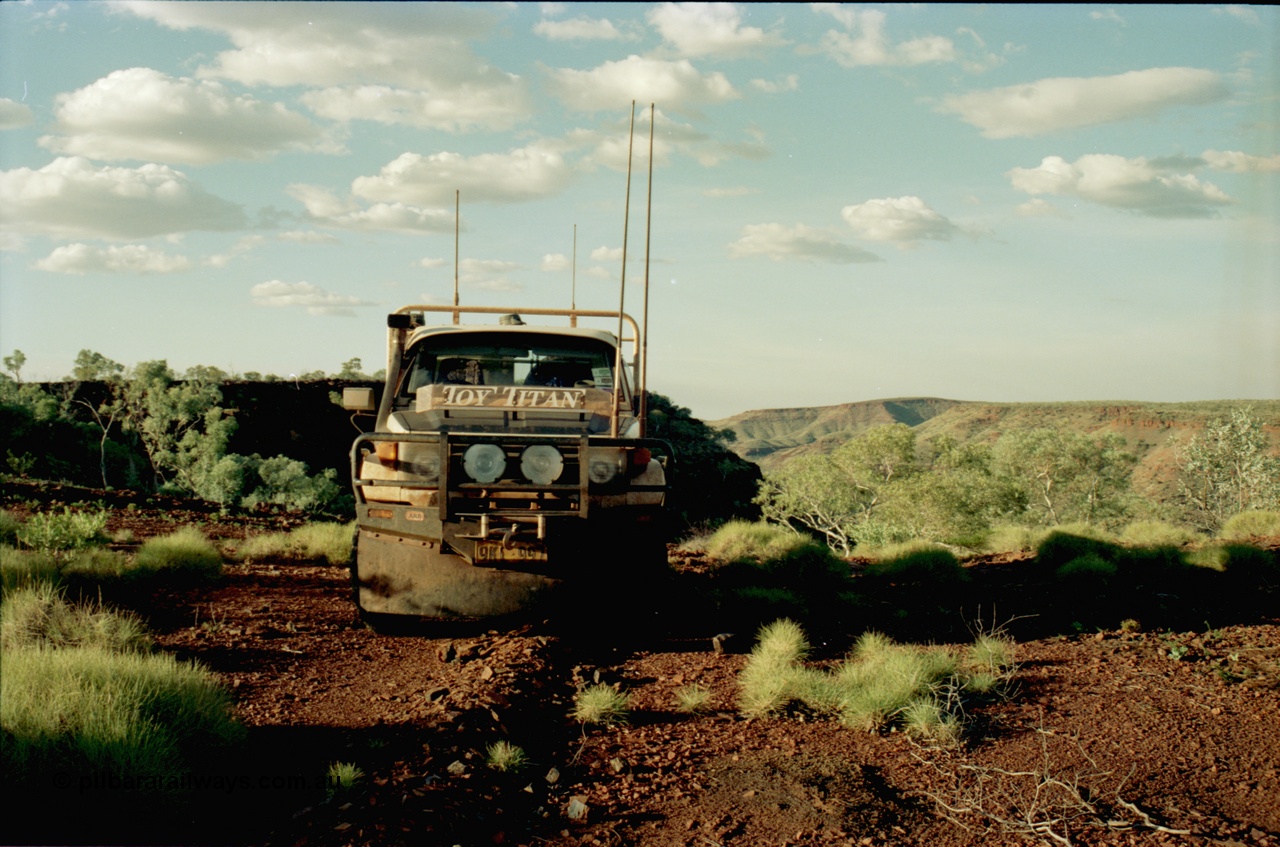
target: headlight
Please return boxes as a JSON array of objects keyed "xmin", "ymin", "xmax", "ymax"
[
  {"xmin": 399, "ymin": 443, "xmax": 440, "ymax": 483},
  {"xmin": 521, "ymin": 444, "xmax": 564, "ymax": 486},
  {"xmin": 463, "ymin": 443, "xmax": 507, "ymax": 484},
  {"xmin": 587, "ymin": 449, "xmax": 624, "ymax": 484}
]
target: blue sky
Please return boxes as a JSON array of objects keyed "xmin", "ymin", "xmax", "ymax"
[{"xmin": 1, "ymin": 2, "xmax": 1276, "ymax": 421}]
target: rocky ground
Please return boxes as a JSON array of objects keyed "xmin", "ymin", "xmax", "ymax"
[{"xmin": 4, "ymin": 484, "xmax": 1279, "ymax": 847}]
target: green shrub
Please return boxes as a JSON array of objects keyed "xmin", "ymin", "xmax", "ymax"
[
  {"xmin": 1, "ymin": 583, "xmax": 151, "ymax": 653},
  {"xmin": 132, "ymin": 528, "xmax": 222, "ymax": 580},
  {"xmin": 572, "ymin": 684, "xmax": 631, "ymax": 726},
  {"xmin": 1219, "ymin": 511, "xmax": 1280, "ymax": 541},
  {"xmin": 1, "ymin": 644, "xmax": 243, "ymax": 790},
  {"xmin": 15, "ymin": 508, "xmax": 109, "ymax": 553},
  {"xmin": 1119, "ymin": 521, "xmax": 1198, "ymax": 548}
]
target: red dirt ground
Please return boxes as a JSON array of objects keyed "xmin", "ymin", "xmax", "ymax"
[{"xmin": 4, "ymin": 483, "xmax": 1279, "ymax": 847}]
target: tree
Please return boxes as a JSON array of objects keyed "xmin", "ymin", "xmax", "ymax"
[
  {"xmin": 72, "ymin": 349, "xmax": 125, "ymax": 382},
  {"xmin": 1177, "ymin": 407, "xmax": 1280, "ymax": 531},
  {"xmin": 756, "ymin": 424, "xmax": 921, "ymax": 554},
  {"xmin": 119, "ymin": 360, "xmax": 233, "ymax": 491},
  {"xmin": 992, "ymin": 428, "xmax": 1136, "ymax": 528},
  {"xmin": 645, "ymin": 392, "xmax": 761, "ymax": 530},
  {"xmin": 337, "ymin": 358, "xmax": 368, "ymax": 380},
  {"xmin": 3, "ymin": 350, "xmax": 26, "ymax": 383}
]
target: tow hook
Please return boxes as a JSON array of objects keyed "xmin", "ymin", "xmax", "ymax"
[{"xmin": 502, "ymin": 524, "xmax": 518, "ymax": 548}]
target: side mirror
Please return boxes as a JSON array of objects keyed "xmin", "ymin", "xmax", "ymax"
[{"xmin": 343, "ymin": 387, "xmax": 377, "ymax": 412}]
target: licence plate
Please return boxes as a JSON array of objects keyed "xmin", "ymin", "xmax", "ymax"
[{"xmin": 474, "ymin": 541, "xmax": 549, "ymax": 564}]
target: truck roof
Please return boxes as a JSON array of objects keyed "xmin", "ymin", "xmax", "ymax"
[{"xmin": 406, "ymin": 322, "xmax": 620, "ymax": 348}]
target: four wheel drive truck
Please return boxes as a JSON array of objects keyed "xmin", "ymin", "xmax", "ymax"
[{"xmin": 342, "ymin": 304, "xmax": 671, "ymax": 622}]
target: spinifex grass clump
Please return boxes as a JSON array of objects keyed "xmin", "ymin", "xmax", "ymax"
[
  {"xmin": 2, "ymin": 642, "xmax": 243, "ymax": 792},
  {"xmin": 232, "ymin": 521, "xmax": 355, "ymax": 566},
  {"xmin": 864, "ymin": 544, "xmax": 968, "ymax": 588},
  {"xmin": 0, "ymin": 547, "xmax": 61, "ymax": 595},
  {"xmin": 132, "ymin": 527, "xmax": 222, "ymax": 581},
  {"xmin": 572, "ymin": 684, "xmax": 631, "ymax": 726},
  {"xmin": 485, "ymin": 740, "xmax": 530, "ymax": 773},
  {"xmin": 1119, "ymin": 521, "xmax": 1199, "ymax": 548},
  {"xmin": 702, "ymin": 521, "xmax": 856, "ymax": 629},
  {"xmin": 1219, "ymin": 510, "xmax": 1280, "ymax": 541},
  {"xmin": 325, "ymin": 761, "xmax": 365, "ymax": 796},
  {"xmin": 1, "ymin": 583, "xmax": 151, "ymax": 652},
  {"xmin": 674, "ymin": 683, "xmax": 713, "ymax": 714},
  {"xmin": 737, "ymin": 619, "xmax": 1016, "ymax": 745}
]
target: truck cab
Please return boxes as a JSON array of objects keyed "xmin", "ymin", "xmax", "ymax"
[{"xmin": 344, "ymin": 304, "xmax": 670, "ymax": 621}]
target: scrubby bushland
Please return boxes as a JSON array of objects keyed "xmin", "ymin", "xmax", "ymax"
[
  {"xmin": 757, "ymin": 408, "xmax": 1279, "ymax": 557},
  {"xmin": 645, "ymin": 392, "xmax": 762, "ymax": 532},
  {"xmin": 1, "ymin": 354, "xmax": 345, "ymax": 514}
]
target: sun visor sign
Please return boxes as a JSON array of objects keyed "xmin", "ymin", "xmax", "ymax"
[{"xmin": 422, "ymin": 384, "xmax": 591, "ymax": 410}]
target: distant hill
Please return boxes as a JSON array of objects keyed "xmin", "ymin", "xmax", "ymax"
[
  {"xmin": 709, "ymin": 398, "xmax": 964, "ymax": 468},
  {"xmin": 711, "ymin": 398, "xmax": 1280, "ymax": 500}
]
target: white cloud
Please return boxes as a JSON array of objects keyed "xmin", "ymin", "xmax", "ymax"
[
  {"xmin": 534, "ymin": 16, "xmax": 627, "ymax": 41},
  {"xmin": 249, "ymin": 280, "xmax": 373, "ymax": 316},
  {"xmin": 728, "ymin": 223, "xmax": 881, "ymax": 263},
  {"xmin": 840, "ymin": 197, "xmax": 960, "ymax": 245},
  {"xmin": 1007, "ymin": 154, "xmax": 1233, "ymax": 217},
  {"xmin": 0, "ymin": 98, "xmax": 34, "ymax": 130},
  {"xmin": 205, "ymin": 234, "xmax": 266, "ymax": 268},
  {"xmin": 277, "ymin": 230, "xmax": 341, "ymax": 244},
  {"xmin": 750, "ymin": 75, "xmax": 799, "ymax": 94},
  {"xmin": 1217, "ymin": 5, "xmax": 1262, "ymax": 25},
  {"xmin": 1200, "ymin": 149, "xmax": 1280, "ymax": 174},
  {"xmin": 541, "ymin": 253, "xmax": 570, "ymax": 272},
  {"xmin": 545, "ymin": 55, "xmax": 738, "ymax": 114},
  {"xmin": 33, "ymin": 243, "xmax": 192, "ymax": 275},
  {"xmin": 351, "ymin": 145, "xmax": 572, "ymax": 206},
  {"xmin": 704, "ymin": 186, "xmax": 759, "ymax": 198},
  {"xmin": 815, "ymin": 6, "xmax": 955, "ymax": 68},
  {"xmin": 116, "ymin": 2, "xmax": 530, "ymax": 130},
  {"xmin": 0, "ymin": 157, "xmax": 245, "ymax": 239},
  {"xmin": 939, "ymin": 67, "xmax": 1228, "ymax": 138},
  {"xmin": 1090, "ymin": 9, "xmax": 1126, "ymax": 25},
  {"xmin": 646, "ymin": 3, "xmax": 783, "ymax": 58},
  {"xmin": 39, "ymin": 68, "xmax": 325, "ymax": 165},
  {"xmin": 458, "ymin": 258, "xmax": 523, "ymax": 293},
  {"xmin": 1015, "ymin": 198, "xmax": 1068, "ymax": 218},
  {"xmin": 300, "ymin": 83, "xmax": 526, "ymax": 133}
]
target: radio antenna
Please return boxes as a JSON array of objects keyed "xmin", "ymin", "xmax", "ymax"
[
  {"xmin": 452, "ymin": 189, "xmax": 460, "ymax": 324},
  {"xmin": 612, "ymin": 102, "xmax": 636, "ymax": 438},
  {"xmin": 639, "ymin": 103, "xmax": 655, "ymax": 436},
  {"xmin": 570, "ymin": 223, "xmax": 578, "ymax": 327}
]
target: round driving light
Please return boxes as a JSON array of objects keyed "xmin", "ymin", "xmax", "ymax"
[
  {"xmin": 521, "ymin": 444, "xmax": 564, "ymax": 485},
  {"xmin": 463, "ymin": 443, "xmax": 507, "ymax": 484}
]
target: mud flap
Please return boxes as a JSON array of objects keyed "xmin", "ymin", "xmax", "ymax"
[{"xmin": 353, "ymin": 530, "xmax": 562, "ymax": 620}]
